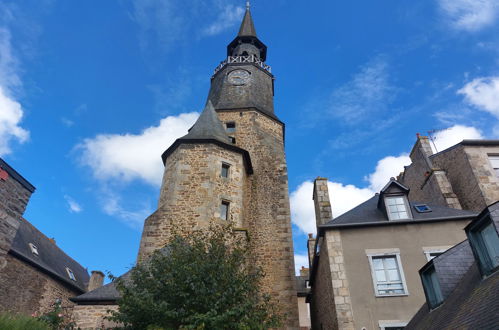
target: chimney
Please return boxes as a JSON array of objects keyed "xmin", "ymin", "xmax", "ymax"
[
  {"xmin": 87, "ymin": 270, "xmax": 105, "ymax": 292},
  {"xmin": 307, "ymin": 233, "xmax": 316, "ymax": 268},
  {"xmin": 299, "ymin": 266, "xmax": 310, "ymax": 278},
  {"xmin": 49, "ymin": 237, "xmax": 56, "ymax": 245},
  {"xmin": 313, "ymin": 177, "xmax": 332, "ymax": 227},
  {"xmin": 410, "ymin": 134, "xmax": 434, "ymax": 163}
]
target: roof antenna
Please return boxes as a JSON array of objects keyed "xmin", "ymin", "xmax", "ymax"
[{"xmin": 246, "ymin": 1, "xmax": 250, "ymax": 10}]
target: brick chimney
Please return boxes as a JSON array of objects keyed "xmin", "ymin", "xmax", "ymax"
[
  {"xmin": 299, "ymin": 266, "xmax": 309, "ymax": 277},
  {"xmin": 410, "ymin": 134, "xmax": 434, "ymax": 164},
  {"xmin": 313, "ymin": 177, "xmax": 332, "ymax": 227},
  {"xmin": 87, "ymin": 270, "xmax": 105, "ymax": 292}
]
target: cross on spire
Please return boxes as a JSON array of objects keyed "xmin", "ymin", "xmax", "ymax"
[{"xmin": 246, "ymin": 1, "xmax": 250, "ymax": 10}]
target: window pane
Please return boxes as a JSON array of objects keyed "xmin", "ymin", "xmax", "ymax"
[
  {"xmin": 220, "ymin": 202, "xmax": 229, "ymax": 220},
  {"xmin": 221, "ymin": 164, "xmax": 229, "ymax": 178},
  {"xmin": 387, "ymin": 269, "xmax": 401, "ymax": 281},
  {"xmin": 384, "ymin": 257, "xmax": 397, "ymax": 269},
  {"xmin": 481, "ymin": 223, "xmax": 499, "ymax": 268},
  {"xmin": 373, "ymin": 258, "xmax": 384, "ymax": 270},
  {"xmin": 375, "ymin": 270, "xmax": 386, "ymax": 282}
]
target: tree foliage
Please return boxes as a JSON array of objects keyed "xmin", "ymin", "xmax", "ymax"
[{"xmin": 108, "ymin": 224, "xmax": 282, "ymax": 329}]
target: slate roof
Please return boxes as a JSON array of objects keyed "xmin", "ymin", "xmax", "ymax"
[
  {"xmin": 321, "ymin": 195, "xmax": 477, "ymax": 229},
  {"xmin": 161, "ymin": 101, "xmax": 253, "ymax": 174},
  {"xmin": 180, "ymin": 101, "xmax": 231, "ymax": 144},
  {"xmin": 0, "ymin": 158, "xmax": 35, "ymax": 193},
  {"xmin": 238, "ymin": 7, "xmax": 257, "ymax": 37},
  {"xmin": 296, "ymin": 275, "xmax": 310, "ymax": 297},
  {"xmin": 406, "ymin": 256, "xmax": 499, "ymax": 329},
  {"xmin": 71, "ymin": 271, "xmax": 130, "ymax": 303},
  {"xmin": 10, "ymin": 218, "xmax": 89, "ymax": 293}
]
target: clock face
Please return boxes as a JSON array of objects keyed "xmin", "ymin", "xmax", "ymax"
[{"xmin": 228, "ymin": 69, "xmax": 250, "ymax": 86}]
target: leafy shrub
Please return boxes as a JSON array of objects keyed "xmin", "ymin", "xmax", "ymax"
[{"xmin": 0, "ymin": 313, "xmax": 51, "ymax": 330}]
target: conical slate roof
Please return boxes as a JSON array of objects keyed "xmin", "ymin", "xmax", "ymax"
[
  {"xmin": 180, "ymin": 100, "xmax": 230, "ymax": 144},
  {"xmin": 238, "ymin": 7, "xmax": 257, "ymax": 37}
]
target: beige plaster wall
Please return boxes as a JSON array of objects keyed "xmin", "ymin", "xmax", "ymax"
[
  {"xmin": 336, "ymin": 220, "xmax": 470, "ymax": 329},
  {"xmin": 297, "ymin": 296, "xmax": 311, "ymax": 329}
]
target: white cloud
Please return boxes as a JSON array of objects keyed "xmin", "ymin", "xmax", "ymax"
[
  {"xmin": 100, "ymin": 190, "xmax": 152, "ymax": 229},
  {"xmin": 78, "ymin": 112, "xmax": 198, "ymax": 186},
  {"xmin": 294, "ymin": 253, "xmax": 310, "ymax": 275},
  {"xmin": 64, "ymin": 195, "xmax": 83, "ymax": 213},
  {"xmin": 0, "ymin": 28, "xmax": 28, "ymax": 156},
  {"xmin": 430, "ymin": 124, "xmax": 484, "ymax": 152},
  {"xmin": 366, "ymin": 154, "xmax": 411, "ymax": 192},
  {"xmin": 202, "ymin": 5, "xmax": 244, "ymax": 36},
  {"xmin": 290, "ymin": 181, "xmax": 373, "ymax": 236},
  {"xmin": 458, "ymin": 77, "xmax": 499, "ymax": 117},
  {"xmin": 328, "ymin": 57, "xmax": 394, "ymax": 123},
  {"xmin": 438, "ymin": 0, "xmax": 499, "ymax": 31}
]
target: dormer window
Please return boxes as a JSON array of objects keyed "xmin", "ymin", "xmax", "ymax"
[
  {"xmin": 421, "ymin": 264, "xmax": 444, "ymax": 309},
  {"xmin": 66, "ymin": 267, "xmax": 76, "ymax": 281},
  {"xmin": 29, "ymin": 243, "xmax": 39, "ymax": 256},
  {"xmin": 384, "ymin": 196, "xmax": 411, "ymax": 220},
  {"xmin": 467, "ymin": 216, "xmax": 499, "ymax": 276}
]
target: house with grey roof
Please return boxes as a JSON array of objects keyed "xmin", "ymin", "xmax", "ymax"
[
  {"xmin": 0, "ymin": 158, "xmax": 94, "ymax": 315},
  {"xmin": 399, "ymin": 135, "xmax": 499, "ymax": 212},
  {"xmin": 307, "ymin": 177, "xmax": 477, "ymax": 330},
  {"xmin": 406, "ymin": 201, "xmax": 499, "ymax": 329}
]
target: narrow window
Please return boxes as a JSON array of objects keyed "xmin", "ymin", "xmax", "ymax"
[
  {"xmin": 220, "ymin": 201, "xmax": 230, "ymax": 221},
  {"xmin": 221, "ymin": 163, "xmax": 230, "ymax": 178},
  {"xmin": 29, "ymin": 243, "xmax": 39, "ymax": 256},
  {"xmin": 470, "ymin": 220, "xmax": 499, "ymax": 275},
  {"xmin": 369, "ymin": 254, "xmax": 407, "ymax": 296},
  {"xmin": 385, "ymin": 196, "xmax": 410, "ymax": 220},
  {"xmin": 421, "ymin": 265, "xmax": 444, "ymax": 308},
  {"xmin": 488, "ymin": 155, "xmax": 499, "ymax": 177},
  {"xmin": 66, "ymin": 267, "xmax": 76, "ymax": 281},
  {"xmin": 230, "ymin": 137, "xmax": 236, "ymax": 144},
  {"xmin": 226, "ymin": 122, "xmax": 236, "ymax": 133}
]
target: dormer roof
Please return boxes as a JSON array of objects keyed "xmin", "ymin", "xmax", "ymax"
[{"xmin": 161, "ymin": 101, "xmax": 253, "ymax": 174}]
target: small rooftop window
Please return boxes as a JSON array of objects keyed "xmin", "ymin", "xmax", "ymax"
[
  {"xmin": 29, "ymin": 243, "xmax": 39, "ymax": 256},
  {"xmin": 226, "ymin": 122, "xmax": 236, "ymax": 133},
  {"xmin": 468, "ymin": 216, "xmax": 499, "ymax": 276},
  {"xmin": 421, "ymin": 264, "xmax": 444, "ymax": 309},
  {"xmin": 66, "ymin": 267, "xmax": 76, "ymax": 281},
  {"xmin": 414, "ymin": 204, "xmax": 432, "ymax": 213}
]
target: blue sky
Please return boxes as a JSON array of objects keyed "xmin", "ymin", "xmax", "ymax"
[{"xmin": 1, "ymin": 0, "xmax": 499, "ymax": 277}]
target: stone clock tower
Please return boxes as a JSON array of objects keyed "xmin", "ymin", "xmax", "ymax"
[{"xmin": 137, "ymin": 5, "xmax": 299, "ymax": 328}]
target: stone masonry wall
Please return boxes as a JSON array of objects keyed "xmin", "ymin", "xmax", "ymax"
[
  {"xmin": 73, "ymin": 305, "xmax": 119, "ymax": 329},
  {"xmin": 0, "ymin": 254, "xmax": 78, "ymax": 315},
  {"xmin": 463, "ymin": 146, "xmax": 499, "ymax": 208},
  {"xmin": 137, "ymin": 143, "xmax": 246, "ymax": 261},
  {"xmin": 0, "ymin": 167, "xmax": 32, "ymax": 269},
  {"xmin": 217, "ymin": 109, "xmax": 299, "ymax": 328},
  {"xmin": 399, "ymin": 139, "xmax": 461, "ymax": 209},
  {"xmin": 432, "ymin": 145, "xmax": 489, "ymax": 211},
  {"xmin": 310, "ymin": 237, "xmax": 338, "ymax": 330}
]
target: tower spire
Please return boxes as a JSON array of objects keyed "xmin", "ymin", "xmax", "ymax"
[{"xmin": 238, "ymin": 2, "xmax": 257, "ymax": 37}]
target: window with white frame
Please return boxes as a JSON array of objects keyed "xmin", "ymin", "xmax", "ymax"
[
  {"xmin": 384, "ymin": 196, "xmax": 411, "ymax": 220},
  {"xmin": 368, "ymin": 254, "xmax": 408, "ymax": 296},
  {"xmin": 488, "ymin": 155, "xmax": 499, "ymax": 177},
  {"xmin": 66, "ymin": 267, "xmax": 76, "ymax": 281}
]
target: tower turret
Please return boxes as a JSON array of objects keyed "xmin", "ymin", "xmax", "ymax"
[{"xmin": 209, "ymin": 4, "xmax": 275, "ymax": 118}]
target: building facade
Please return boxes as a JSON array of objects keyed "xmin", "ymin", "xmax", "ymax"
[
  {"xmin": 73, "ymin": 6, "xmax": 299, "ymax": 328},
  {"xmin": 406, "ymin": 202, "xmax": 499, "ymax": 329},
  {"xmin": 308, "ymin": 177, "xmax": 477, "ymax": 330},
  {"xmin": 399, "ymin": 135, "xmax": 499, "ymax": 212},
  {"xmin": 0, "ymin": 158, "xmax": 92, "ymax": 316}
]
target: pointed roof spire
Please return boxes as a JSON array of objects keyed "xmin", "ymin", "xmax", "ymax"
[
  {"xmin": 180, "ymin": 100, "xmax": 230, "ymax": 143},
  {"xmin": 238, "ymin": 3, "xmax": 257, "ymax": 37}
]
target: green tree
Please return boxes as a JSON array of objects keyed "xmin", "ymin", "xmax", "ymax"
[{"xmin": 108, "ymin": 224, "xmax": 282, "ymax": 330}]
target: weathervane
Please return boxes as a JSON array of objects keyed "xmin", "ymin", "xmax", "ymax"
[{"xmin": 246, "ymin": 1, "xmax": 250, "ymax": 10}]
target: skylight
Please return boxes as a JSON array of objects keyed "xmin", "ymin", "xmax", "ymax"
[{"xmin": 414, "ymin": 204, "xmax": 431, "ymax": 213}]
